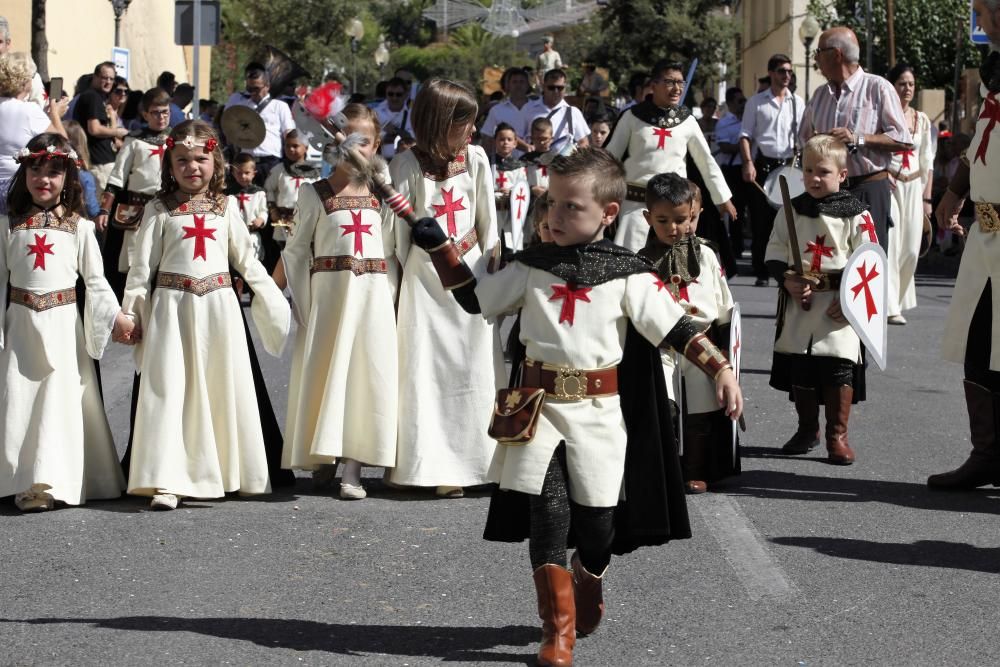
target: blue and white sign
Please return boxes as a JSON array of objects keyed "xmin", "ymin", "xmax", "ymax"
[
  {"xmin": 112, "ymin": 47, "xmax": 130, "ymax": 81},
  {"xmin": 972, "ymin": 6, "xmax": 990, "ymax": 44}
]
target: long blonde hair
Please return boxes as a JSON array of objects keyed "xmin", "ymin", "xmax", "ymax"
[{"xmin": 63, "ymin": 120, "xmax": 93, "ymax": 170}]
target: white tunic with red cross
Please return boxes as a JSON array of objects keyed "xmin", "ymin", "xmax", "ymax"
[
  {"xmin": 476, "ymin": 262, "xmax": 686, "ymax": 507},
  {"xmin": 942, "ymin": 83, "xmax": 1000, "ymax": 370},
  {"xmin": 765, "ymin": 204, "xmax": 870, "ymax": 361}
]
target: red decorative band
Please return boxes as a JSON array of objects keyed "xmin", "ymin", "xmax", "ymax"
[
  {"xmin": 156, "ymin": 271, "xmax": 232, "ymax": 296},
  {"xmin": 10, "ymin": 286, "xmax": 77, "ymax": 312},
  {"xmin": 310, "ymin": 256, "xmax": 388, "ymax": 276},
  {"xmin": 454, "ymin": 227, "xmax": 479, "ymax": 257},
  {"xmin": 385, "ymin": 192, "xmax": 413, "ymax": 219}
]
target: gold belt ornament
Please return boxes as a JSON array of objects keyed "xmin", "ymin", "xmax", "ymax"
[
  {"xmin": 977, "ymin": 202, "xmax": 1000, "ymax": 233},
  {"xmin": 9, "ymin": 286, "xmax": 76, "ymax": 312}
]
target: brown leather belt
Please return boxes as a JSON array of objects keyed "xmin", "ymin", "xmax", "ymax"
[
  {"xmin": 625, "ymin": 183, "xmax": 646, "ymax": 203},
  {"xmin": 977, "ymin": 202, "xmax": 1000, "ymax": 233},
  {"xmin": 846, "ymin": 170, "xmax": 888, "ymax": 189},
  {"xmin": 454, "ymin": 227, "xmax": 479, "ymax": 256},
  {"xmin": 805, "ymin": 271, "xmax": 842, "ymax": 292},
  {"xmin": 156, "ymin": 271, "xmax": 232, "ymax": 296},
  {"xmin": 311, "ymin": 255, "xmax": 388, "ymax": 276},
  {"xmin": 9, "ymin": 286, "xmax": 76, "ymax": 312},
  {"xmin": 522, "ymin": 358, "xmax": 618, "ymax": 400},
  {"xmin": 895, "ymin": 171, "xmax": 924, "ymax": 183}
]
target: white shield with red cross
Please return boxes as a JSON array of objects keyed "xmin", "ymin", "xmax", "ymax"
[
  {"xmin": 728, "ymin": 303, "xmax": 743, "ymax": 455},
  {"xmin": 509, "ymin": 179, "xmax": 531, "ymax": 250},
  {"xmin": 839, "ymin": 242, "xmax": 889, "ymax": 370}
]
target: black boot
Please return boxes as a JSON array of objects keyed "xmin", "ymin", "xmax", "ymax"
[
  {"xmin": 781, "ymin": 385, "xmax": 820, "ymax": 454},
  {"xmin": 682, "ymin": 413, "xmax": 712, "ymax": 493},
  {"xmin": 928, "ymin": 380, "xmax": 1000, "ymax": 489}
]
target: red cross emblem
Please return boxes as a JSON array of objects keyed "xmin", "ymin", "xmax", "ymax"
[
  {"xmin": 431, "ymin": 187, "xmax": 467, "ymax": 236},
  {"xmin": 149, "ymin": 144, "xmax": 165, "ymax": 162},
  {"xmin": 539, "ymin": 165, "xmax": 548, "ymax": 178},
  {"xmin": 894, "ymin": 148, "xmax": 913, "ymax": 170},
  {"xmin": 804, "ymin": 234, "xmax": 834, "ymax": 272},
  {"xmin": 652, "ymin": 127, "xmax": 673, "ymax": 150},
  {"xmin": 26, "ymin": 233, "xmax": 54, "ymax": 270},
  {"xmin": 341, "ymin": 209, "xmax": 372, "ymax": 256},
  {"xmin": 652, "ymin": 274, "xmax": 679, "ymax": 301},
  {"xmin": 549, "ymin": 283, "xmax": 592, "ymax": 325},
  {"xmin": 237, "ymin": 192, "xmax": 251, "ymax": 211},
  {"xmin": 857, "ymin": 212, "xmax": 878, "ymax": 243},
  {"xmin": 850, "ymin": 260, "xmax": 880, "ymax": 322},
  {"xmin": 514, "ymin": 190, "xmax": 526, "ymax": 220},
  {"xmin": 495, "ymin": 170, "xmax": 508, "ymax": 190},
  {"xmin": 677, "ymin": 278, "xmax": 699, "ymax": 302},
  {"xmin": 974, "ymin": 92, "xmax": 1000, "ymax": 165},
  {"xmin": 181, "ymin": 214, "xmax": 217, "ymax": 260},
  {"xmin": 292, "ymin": 176, "xmax": 304, "ymax": 189}
]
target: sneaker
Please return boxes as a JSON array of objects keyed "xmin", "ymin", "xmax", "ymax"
[
  {"xmin": 150, "ymin": 493, "xmax": 179, "ymax": 511},
  {"xmin": 888, "ymin": 314, "xmax": 907, "ymax": 325},
  {"xmin": 435, "ymin": 485, "xmax": 464, "ymax": 498},
  {"xmin": 339, "ymin": 483, "xmax": 367, "ymax": 500},
  {"xmin": 14, "ymin": 484, "xmax": 54, "ymax": 512}
]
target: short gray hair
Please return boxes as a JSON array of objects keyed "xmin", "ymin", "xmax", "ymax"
[{"xmin": 827, "ymin": 31, "xmax": 860, "ymax": 64}]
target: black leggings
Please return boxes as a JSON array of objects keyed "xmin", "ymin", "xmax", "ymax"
[
  {"xmin": 528, "ymin": 445, "xmax": 615, "ymax": 573},
  {"xmin": 965, "ymin": 279, "xmax": 1000, "ymax": 392}
]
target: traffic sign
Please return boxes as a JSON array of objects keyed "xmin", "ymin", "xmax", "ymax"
[{"xmin": 972, "ymin": 5, "xmax": 990, "ymax": 44}]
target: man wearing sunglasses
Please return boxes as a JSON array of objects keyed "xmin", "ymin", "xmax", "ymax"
[
  {"xmin": 224, "ymin": 65, "xmax": 296, "ymax": 183},
  {"xmin": 74, "ymin": 61, "xmax": 130, "ymax": 190},
  {"xmin": 521, "ymin": 69, "xmax": 590, "ymax": 153},
  {"xmin": 374, "ymin": 76, "xmax": 414, "ymax": 161},
  {"xmin": 739, "ymin": 53, "xmax": 806, "ymax": 286},
  {"xmin": 799, "ymin": 27, "xmax": 911, "ymax": 252}
]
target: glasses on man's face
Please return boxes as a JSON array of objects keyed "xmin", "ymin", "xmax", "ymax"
[
  {"xmin": 813, "ymin": 46, "xmax": 837, "ymax": 58},
  {"xmin": 654, "ymin": 78, "xmax": 685, "ymax": 89},
  {"xmin": 149, "ymin": 109, "xmax": 171, "ymax": 117},
  {"xmin": 773, "ymin": 68, "xmax": 794, "ymax": 76}
]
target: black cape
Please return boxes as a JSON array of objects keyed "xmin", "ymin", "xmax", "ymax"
[{"xmin": 482, "ymin": 241, "xmax": 692, "ymax": 554}]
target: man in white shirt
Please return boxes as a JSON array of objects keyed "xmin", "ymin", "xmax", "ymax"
[
  {"xmin": 481, "ymin": 67, "xmax": 533, "ymax": 156},
  {"xmin": 374, "ymin": 76, "xmax": 414, "ymax": 161},
  {"xmin": 535, "ymin": 35, "xmax": 562, "ymax": 85},
  {"xmin": 224, "ymin": 66, "xmax": 296, "ymax": 184},
  {"xmin": 521, "ymin": 69, "xmax": 590, "ymax": 152},
  {"xmin": 738, "ymin": 54, "xmax": 805, "ymax": 285}
]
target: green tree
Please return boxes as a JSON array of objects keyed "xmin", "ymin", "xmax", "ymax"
[{"xmin": 807, "ymin": 0, "xmax": 983, "ymax": 94}]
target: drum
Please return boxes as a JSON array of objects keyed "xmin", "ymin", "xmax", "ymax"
[{"xmin": 764, "ymin": 164, "xmax": 805, "ymax": 209}]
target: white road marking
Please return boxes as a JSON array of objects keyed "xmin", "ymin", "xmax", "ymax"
[{"xmin": 693, "ymin": 494, "xmax": 798, "ymax": 600}]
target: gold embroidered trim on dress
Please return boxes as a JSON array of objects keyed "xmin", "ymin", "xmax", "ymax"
[
  {"xmin": 412, "ymin": 146, "xmax": 469, "ymax": 181},
  {"xmin": 9, "ymin": 212, "xmax": 79, "ymax": 234},
  {"xmin": 9, "ymin": 286, "xmax": 77, "ymax": 311},
  {"xmin": 312, "ymin": 180, "xmax": 380, "ymax": 214},
  {"xmin": 156, "ymin": 271, "xmax": 232, "ymax": 296},
  {"xmin": 310, "ymin": 256, "xmax": 388, "ymax": 276}
]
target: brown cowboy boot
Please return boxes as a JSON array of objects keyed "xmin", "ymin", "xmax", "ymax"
[
  {"xmin": 570, "ymin": 550, "xmax": 606, "ymax": 636},
  {"xmin": 682, "ymin": 413, "xmax": 711, "ymax": 493},
  {"xmin": 823, "ymin": 384, "xmax": 855, "ymax": 465},
  {"xmin": 781, "ymin": 385, "xmax": 821, "ymax": 454},
  {"xmin": 928, "ymin": 380, "xmax": 1000, "ymax": 489},
  {"xmin": 532, "ymin": 564, "xmax": 575, "ymax": 666}
]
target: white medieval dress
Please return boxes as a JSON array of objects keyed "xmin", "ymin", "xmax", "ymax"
[
  {"xmin": 476, "ymin": 260, "xmax": 687, "ymax": 506},
  {"xmin": 0, "ymin": 211, "xmax": 125, "ymax": 504},
  {"xmin": 887, "ymin": 109, "xmax": 934, "ymax": 316},
  {"xmin": 122, "ymin": 194, "xmax": 290, "ymax": 498},
  {"xmin": 281, "ymin": 180, "xmax": 398, "ymax": 470},
  {"xmin": 389, "ymin": 144, "xmax": 501, "ymax": 487},
  {"xmin": 604, "ymin": 101, "xmax": 733, "ymax": 252}
]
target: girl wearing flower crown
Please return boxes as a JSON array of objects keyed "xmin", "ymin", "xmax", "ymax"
[
  {"xmin": 121, "ymin": 119, "xmax": 290, "ymax": 511},
  {"xmin": 0, "ymin": 133, "xmax": 132, "ymax": 512}
]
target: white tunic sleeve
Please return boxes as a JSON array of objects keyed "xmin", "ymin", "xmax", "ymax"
[
  {"xmin": 764, "ymin": 206, "xmax": 791, "ymax": 264},
  {"xmin": 122, "ymin": 202, "xmax": 165, "ymax": 329},
  {"xmin": 603, "ymin": 109, "xmax": 633, "ymax": 160},
  {"xmin": 623, "ymin": 272, "xmax": 687, "ymax": 345},
  {"xmin": 469, "ymin": 145, "xmax": 500, "ymax": 272},
  {"xmin": 77, "ymin": 217, "xmax": 121, "ymax": 359},
  {"xmin": 227, "ymin": 201, "xmax": 291, "ymax": 356},
  {"xmin": 281, "ymin": 185, "xmax": 320, "ymax": 325},
  {"xmin": 702, "ymin": 248, "xmax": 734, "ymax": 325},
  {"xmin": 106, "ymin": 138, "xmax": 136, "ymax": 191},
  {"xmin": 476, "ymin": 261, "xmax": 529, "ymax": 320},
  {"xmin": 381, "ymin": 199, "xmax": 400, "ymax": 305},
  {"xmin": 687, "ymin": 122, "xmax": 733, "ymax": 205},
  {"xmin": 390, "ymin": 151, "xmax": 416, "ymax": 269},
  {"xmin": 917, "ymin": 112, "xmax": 934, "ymax": 185}
]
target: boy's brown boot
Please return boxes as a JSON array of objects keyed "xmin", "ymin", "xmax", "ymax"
[
  {"xmin": 570, "ymin": 550, "xmax": 606, "ymax": 636},
  {"xmin": 781, "ymin": 385, "xmax": 821, "ymax": 454},
  {"xmin": 823, "ymin": 384, "xmax": 855, "ymax": 465},
  {"xmin": 682, "ymin": 414, "xmax": 711, "ymax": 493},
  {"xmin": 928, "ymin": 380, "xmax": 1000, "ymax": 489},
  {"xmin": 533, "ymin": 564, "xmax": 575, "ymax": 666}
]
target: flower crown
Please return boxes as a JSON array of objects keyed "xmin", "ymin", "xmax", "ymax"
[
  {"xmin": 14, "ymin": 145, "xmax": 81, "ymax": 166},
  {"xmin": 165, "ymin": 135, "xmax": 219, "ymax": 152}
]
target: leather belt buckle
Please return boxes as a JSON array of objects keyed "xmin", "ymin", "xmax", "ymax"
[
  {"xmin": 552, "ymin": 367, "xmax": 588, "ymax": 401},
  {"xmin": 977, "ymin": 203, "xmax": 1000, "ymax": 233}
]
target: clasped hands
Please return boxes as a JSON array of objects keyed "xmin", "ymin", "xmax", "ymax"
[{"xmin": 112, "ymin": 312, "xmax": 142, "ymax": 345}]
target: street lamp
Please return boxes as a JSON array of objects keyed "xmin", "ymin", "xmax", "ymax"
[
  {"xmin": 374, "ymin": 38, "xmax": 390, "ymax": 75},
  {"xmin": 345, "ymin": 18, "xmax": 365, "ymax": 94},
  {"xmin": 109, "ymin": 0, "xmax": 132, "ymax": 47},
  {"xmin": 798, "ymin": 14, "xmax": 821, "ymax": 104}
]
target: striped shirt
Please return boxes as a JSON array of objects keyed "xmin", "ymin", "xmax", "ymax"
[{"xmin": 800, "ymin": 66, "xmax": 912, "ymax": 176}]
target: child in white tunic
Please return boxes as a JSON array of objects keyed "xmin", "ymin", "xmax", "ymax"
[
  {"xmin": 0, "ymin": 134, "xmax": 133, "ymax": 512},
  {"xmin": 281, "ymin": 104, "xmax": 398, "ymax": 500},
  {"xmin": 410, "ymin": 148, "xmax": 743, "ymax": 666},
  {"xmin": 389, "ymin": 79, "xmax": 501, "ymax": 497},
  {"xmin": 122, "ymin": 120, "xmax": 291, "ymax": 511}
]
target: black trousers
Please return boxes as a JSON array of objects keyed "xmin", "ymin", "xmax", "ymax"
[
  {"xmin": 848, "ymin": 177, "xmax": 891, "ymax": 253},
  {"xmin": 965, "ymin": 279, "xmax": 1000, "ymax": 393},
  {"xmin": 720, "ymin": 164, "xmax": 747, "ymax": 257},
  {"xmin": 747, "ymin": 158, "xmax": 782, "ymax": 280}
]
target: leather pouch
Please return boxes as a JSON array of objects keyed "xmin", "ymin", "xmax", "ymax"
[
  {"xmin": 112, "ymin": 203, "xmax": 144, "ymax": 230},
  {"xmin": 488, "ymin": 388, "xmax": 546, "ymax": 445}
]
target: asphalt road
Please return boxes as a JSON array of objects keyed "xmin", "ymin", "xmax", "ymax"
[{"xmin": 3, "ymin": 265, "xmax": 999, "ymax": 667}]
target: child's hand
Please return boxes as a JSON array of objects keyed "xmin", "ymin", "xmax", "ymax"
[
  {"xmin": 95, "ymin": 212, "xmax": 109, "ymax": 233},
  {"xmin": 714, "ymin": 368, "xmax": 743, "ymax": 420},
  {"xmin": 112, "ymin": 312, "xmax": 137, "ymax": 345},
  {"xmin": 251, "ymin": 217, "xmax": 265, "ymax": 229},
  {"xmin": 826, "ymin": 297, "xmax": 848, "ymax": 323},
  {"xmin": 783, "ymin": 273, "xmax": 814, "ymax": 307}
]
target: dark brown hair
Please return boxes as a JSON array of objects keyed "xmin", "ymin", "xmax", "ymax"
[
  {"xmin": 159, "ymin": 119, "xmax": 226, "ymax": 198},
  {"xmin": 548, "ymin": 147, "xmax": 626, "ymax": 207},
  {"xmin": 410, "ymin": 79, "xmax": 478, "ymax": 164},
  {"xmin": 141, "ymin": 87, "xmax": 172, "ymax": 112},
  {"xmin": 5, "ymin": 133, "xmax": 83, "ymax": 217}
]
